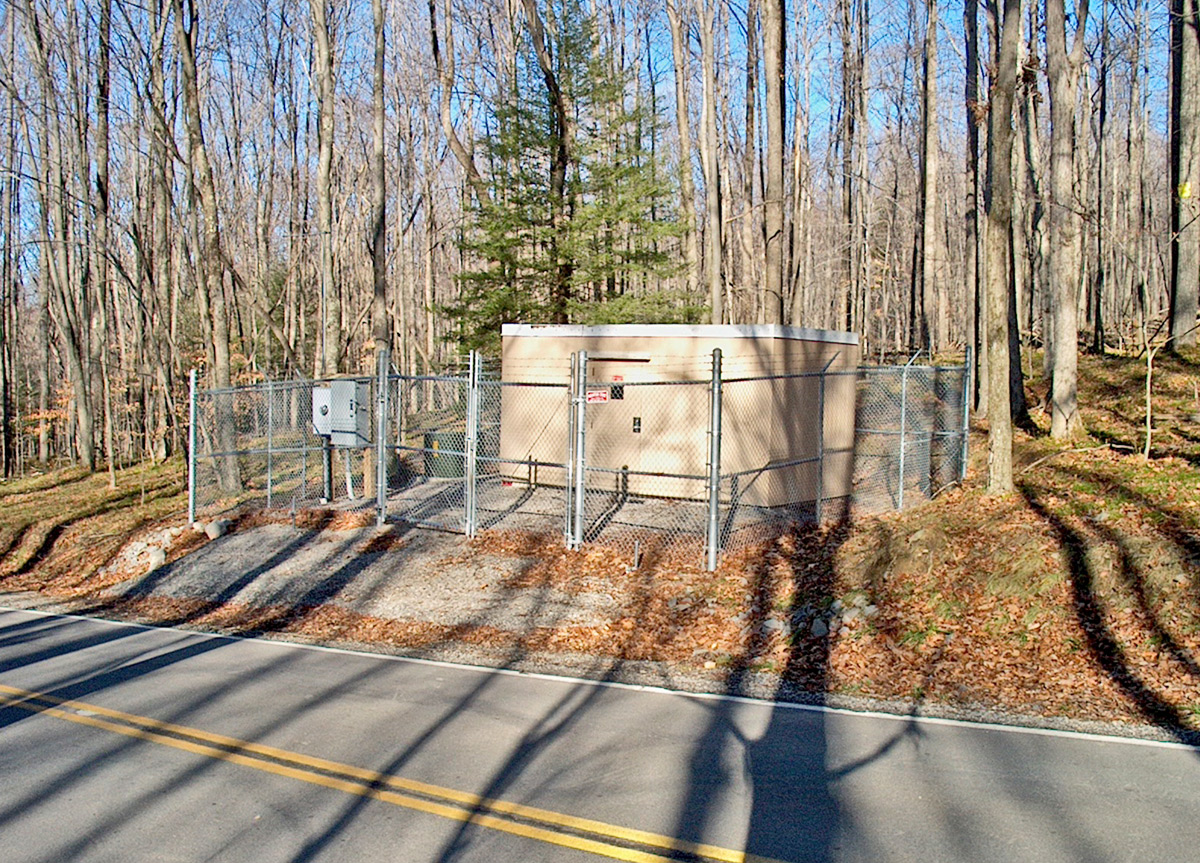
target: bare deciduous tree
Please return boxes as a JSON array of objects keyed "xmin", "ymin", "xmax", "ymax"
[
  {"xmin": 693, "ymin": 0, "xmax": 723, "ymax": 323},
  {"xmin": 966, "ymin": 0, "xmax": 986, "ymax": 413},
  {"xmin": 371, "ymin": 0, "xmax": 387, "ymax": 356},
  {"xmin": 310, "ymin": 0, "xmax": 338, "ymax": 375},
  {"xmin": 986, "ymin": 0, "xmax": 1022, "ymax": 493},
  {"xmin": 665, "ymin": 0, "xmax": 700, "ymax": 304},
  {"xmin": 1170, "ymin": 0, "xmax": 1200, "ymax": 349},
  {"xmin": 174, "ymin": 0, "xmax": 239, "ymax": 490},
  {"xmin": 914, "ymin": 0, "xmax": 939, "ymax": 353},
  {"xmin": 1045, "ymin": 0, "xmax": 1088, "ymax": 438},
  {"xmin": 762, "ymin": 0, "xmax": 785, "ymax": 324}
]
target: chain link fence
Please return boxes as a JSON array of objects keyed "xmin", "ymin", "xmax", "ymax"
[
  {"xmin": 189, "ymin": 349, "xmax": 969, "ymax": 568},
  {"xmin": 190, "ymin": 378, "xmax": 373, "ymax": 516},
  {"xmin": 850, "ymin": 356, "xmax": 970, "ymax": 513}
]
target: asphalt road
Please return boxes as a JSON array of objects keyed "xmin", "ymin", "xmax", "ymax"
[{"xmin": 0, "ymin": 607, "xmax": 1197, "ymax": 863}]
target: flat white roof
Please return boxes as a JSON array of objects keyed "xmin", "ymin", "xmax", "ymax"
[{"xmin": 500, "ymin": 323, "xmax": 859, "ymax": 346}]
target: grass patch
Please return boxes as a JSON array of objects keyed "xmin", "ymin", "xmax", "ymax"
[
  {"xmin": 0, "ymin": 459, "xmax": 187, "ymax": 596},
  {"xmin": 899, "ymin": 622, "xmax": 938, "ymax": 647}
]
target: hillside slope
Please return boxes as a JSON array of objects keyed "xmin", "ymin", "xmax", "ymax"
[{"xmin": 2, "ymin": 351, "xmax": 1198, "ymax": 735}]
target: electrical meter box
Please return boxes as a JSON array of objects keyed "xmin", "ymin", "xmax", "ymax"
[
  {"xmin": 311, "ymin": 380, "xmax": 370, "ymax": 446},
  {"xmin": 311, "ymin": 386, "xmax": 333, "ymax": 436}
]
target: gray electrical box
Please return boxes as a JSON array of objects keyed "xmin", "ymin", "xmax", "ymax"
[
  {"xmin": 312, "ymin": 386, "xmax": 333, "ymax": 436},
  {"xmin": 312, "ymin": 380, "xmax": 370, "ymax": 446}
]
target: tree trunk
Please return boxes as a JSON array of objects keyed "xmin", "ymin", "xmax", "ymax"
[
  {"xmin": 521, "ymin": 0, "xmax": 576, "ymax": 321},
  {"xmin": 694, "ymin": 0, "xmax": 723, "ymax": 323},
  {"xmin": 174, "ymin": 0, "xmax": 239, "ymax": 491},
  {"xmin": 1018, "ymin": 20, "xmax": 1051, "ymax": 381},
  {"xmin": 1171, "ymin": 0, "xmax": 1200, "ymax": 349},
  {"xmin": 840, "ymin": 0, "xmax": 856, "ymax": 333},
  {"xmin": 742, "ymin": 0, "xmax": 759, "ymax": 318},
  {"xmin": 1128, "ymin": 0, "xmax": 1148, "ymax": 354},
  {"xmin": 96, "ymin": 0, "xmax": 117, "ymax": 486},
  {"xmin": 1092, "ymin": 1, "xmax": 1109, "ymax": 353},
  {"xmin": 665, "ymin": 0, "xmax": 700, "ymax": 303},
  {"xmin": 1045, "ymin": 0, "xmax": 1088, "ymax": 437},
  {"xmin": 762, "ymin": 0, "xmax": 785, "ymax": 324},
  {"xmin": 966, "ymin": 0, "xmax": 986, "ymax": 413},
  {"xmin": 838, "ymin": 0, "xmax": 866, "ymax": 334},
  {"xmin": 150, "ymin": 0, "xmax": 175, "ymax": 461},
  {"xmin": 1008, "ymin": 223, "xmax": 1030, "ymax": 424},
  {"xmin": 788, "ymin": 0, "xmax": 813, "ymax": 324},
  {"xmin": 986, "ymin": 0, "xmax": 1022, "ymax": 494},
  {"xmin": 310, "ymin": 0, "xmax": 338, "ymax": 375},
  {"xmin": 914, "ymin": 0, "xmax": 939, "ymax": 353},
  {"xmin": 429, "ymin": 0, "xmax": 488, "ymax": 202},
  {"xmin": 0, "ymin": 19, "xmax": 14, "ymax": 476},
  {"xmin": 371, "ymin": 0, "xmax": 388, "ymax": 355}
]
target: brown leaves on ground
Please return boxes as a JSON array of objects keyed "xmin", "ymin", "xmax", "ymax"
[
  {"xmin": 233, "ymin": 508, "xmax": 376, "ymax": 532},
  {"xmin": 3, "ymin": 353, "xmax": 1200, "ymax": 734},
  {"xmin": 8, "ymin": 459, "xmax": 1200, "ymax": 731},
  {"xmin": 358, "ymin": 528, "xmax": 410, "ymax": 554}
]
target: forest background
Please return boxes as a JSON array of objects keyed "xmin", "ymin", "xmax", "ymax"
[{"xmin": 0, "ymin": 0, "xmax": 1195, "ymax": 494}]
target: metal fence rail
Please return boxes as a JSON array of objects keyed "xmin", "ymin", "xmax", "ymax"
[{"xmin": 189, "ymin": 348, "xmax": 970, "ymax": 569}]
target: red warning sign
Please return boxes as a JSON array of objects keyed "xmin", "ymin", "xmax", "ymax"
[{"xmin": 585, "ymin": 388, "xmax": 610, "ymax": 404}]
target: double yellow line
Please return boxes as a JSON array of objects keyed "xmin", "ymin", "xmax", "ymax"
[{"xmin": 0, "ymin": 683, "xmax": 781, "ymax": 863}]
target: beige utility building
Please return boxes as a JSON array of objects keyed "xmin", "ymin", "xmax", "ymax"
[{"xmin": 497, "ymin": 323, "xmax": 860, "ymax": 508}]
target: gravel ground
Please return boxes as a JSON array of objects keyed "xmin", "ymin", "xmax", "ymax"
[
  {"xmin": 110, "ymin": 522, "xmax": 620, "ymax": 633},
  {"xmin": 3, "ymin": 518, "xmax": 1196, "ymax": 747}
]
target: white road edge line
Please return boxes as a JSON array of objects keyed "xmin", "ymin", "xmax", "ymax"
[{"xmin": 3, "ymin": 604, "xmax": 1198, "ymax": 753}]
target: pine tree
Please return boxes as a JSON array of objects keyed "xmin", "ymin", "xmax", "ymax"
[{"xmin": 448, "ymin": 0, "xmax": 684, "ymax": 352}]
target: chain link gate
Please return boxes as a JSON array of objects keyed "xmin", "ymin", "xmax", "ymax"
[
  {"xmin": 563, "ymin": 350, "xmax": 719, "ymax": 566},
  {"xmin": 381, "ymin": 360, "xmax": 471, "ymax": 532},
  {"xmin": 475, "ymin": 359, "xmax": 572, "ymax": 539}
]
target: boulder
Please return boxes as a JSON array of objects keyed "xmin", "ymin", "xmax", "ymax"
[{"xmin": 146, "ymin": 547, "xmax": 167, "ymax": 571}]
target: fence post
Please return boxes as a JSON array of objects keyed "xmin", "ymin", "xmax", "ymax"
[
  {"xmin": 464, "ymin": 350, "xmax": 481, "ymax": 537},
  {"xmin": 322, "ymin": 436, "xmax": 333, "ymax": 503},
  {"xmin": 188, "ymin": 369, "xmax": 197, "ymax": 525},
  {"xmin": 571, "ymin": 351, "xmax": 589, "ymax": 550},
  {"xmin": 302, "ymin": 385, "xmax": 310, "ymax": 505},
  {"xmin": 376, "ymin": 346, "xmax": 389, "ymax": 527},
  {"xmin": 815, "ymin": 354, "xmax": 838, "ymax": 525},
  {"xmin": 705, "ymin": 348, "xmax": 723, "ymax": 571},
  {"xmin": 898, "ymin": 351, "xmax": 920, "ymax": 511},
  {"xmin": 266, "ymin": 380, "xmax": 274, "ymax": 509},
  {"xmin": 396, "ymin": 363, "xmax": 406, "ymax": 452},
  {"xmin": 564, "ymin": 353, "xmax": 577, "ymax": 545},
  {"xmin": 961, "ymin": 344, "xmax": 972, "ymax": 482}
]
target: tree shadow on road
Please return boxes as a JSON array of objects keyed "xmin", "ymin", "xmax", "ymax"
[{"xmin": 664, "ymin": 521, "xmax": 847, "ymax": 863}]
